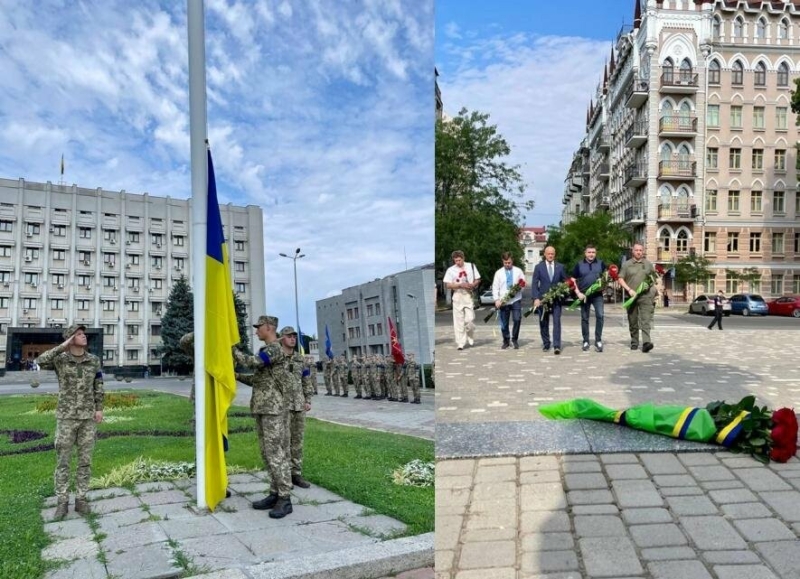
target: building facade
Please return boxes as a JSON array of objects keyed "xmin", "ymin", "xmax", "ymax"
[
  {"xmin": 563, "ymin": 0, "xmax": 800, "ymax": 298},
  {"xmin": 316, "ymin": 264, "xmax": 435, "ymax": 366},
  {"xmin": 0, "ymin": 177, "xmax": 265, "ymax": 371},
  {"xmin": 520, "ymin": 226, "xmax": 549, "ymax": 274}
]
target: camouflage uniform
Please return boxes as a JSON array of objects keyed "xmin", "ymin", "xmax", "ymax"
[
  {"xmin": 376, "ymin": 357, "xmax": 386, "ymax": 399},
  {"xmin": 233, "ymin": 318, "xmax": 291, "ymax": 499},
  {"xmin": 330, "ymin": 358, "xmax": 341, "ymax": 396},
  {"xmin": 352, "ymin": 357, "xmax": 363, "ymax": 399},
  {"xmin": 323, "ymin": 359, "xmax": 333, "ymax": 395},
  {"xmin": 407, "ymin": 357, "xmax": 422, "ymax": 403},
  {"xmin": 397, "ymin": 361, "xmax": 409, "ymax": 402},
  {"xmin": 280, "ymin": 330, "xmax": 314, "ymax": 480},
  {"xmin": 363, "ymin": 356, "xmax": 375, "ymax": 399},
  {"xmin": 385, "ymin": 357, "xmax": 397, "ymax": 401},
  {"xmin": 305, "ymin": 356, "xmax": 318, "ymax": 395},
  {"xmin": 38, "ymin": 324, "xmax": 104, "ymax": 506},
  {"xmin": 337, "ymin": 356, "xmax": 349, "ymax": 397}
]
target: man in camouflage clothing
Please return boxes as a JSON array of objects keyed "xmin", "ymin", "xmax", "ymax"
[
  {"xmin": 38, "ymin": 324, "xmax": 104, "ymax": 520},
  {"xmin": 279, "ymin": 327, "xmax": 314, "ymax": 488},
  {"xmin": 331, "ymin": 357, "xmax": 341, "ymax": 396},
  {"xmin": 385, "ymin": 355, "xmax": 398, "ymax": 401},
  {"xmin": 376, "ymin": 356, "xmax": 386, "ymax": 400},
  {"xmin": 232, "ymin": 315, "xmax": 293, "ymax": 519},
  {"xmin": 396, "ymin": 359, "xmax": 409, "ymax": 403},
  {"xmin": 337, "ymin": 355, "xmax": 349, "ymax": 397},
  {"xmin": 323, "ymin": 357, "xmax": 333, "ymax": 396},
  {"xmin": 352, "ymin": 355, "xmax": 363, "ymax": 399},
  {"xmin": 304, "ymin": 356, "xmax": 318, "ymax": 395},
  {"xmin": 407, "ymin": 353, "xmax": 422, "ymax": 404},
  {"xmin": 364, "ymin": 355, "xmax": 376, "ymax": 400}
]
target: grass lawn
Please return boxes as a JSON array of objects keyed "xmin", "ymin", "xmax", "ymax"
[{"xmin": 0, "ymin": 390, "xmax": 434, "ymax": 579}]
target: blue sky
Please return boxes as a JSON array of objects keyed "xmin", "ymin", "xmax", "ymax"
[
  {"xmin": 0, "ymin": 0, "xmax": 433, "ymax": 336},
  {"xmin": 436, "ymin": 0, "xmax": 635, "ymax": 227}
]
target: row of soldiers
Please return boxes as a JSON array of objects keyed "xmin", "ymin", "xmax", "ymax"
[{"xmin": 321, "ymin": 354, "xmax": 422, "ymax": 404}]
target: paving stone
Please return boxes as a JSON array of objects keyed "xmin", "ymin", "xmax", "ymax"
[
  {"xmin": 567, "ymin": 489, "xmax": 614, "ymax": 505},
  {"xmin": 701, "ymin": 480, "xmax": 744, "ymax": 490},
  {"xmin": 661, "ymin": 486, "xmax": 705, "ymax": 496},
  {"xmin": 520, "ymin": 532, "xmax": 574, "ymax": 552},
  {"xmin": 759, "ymin": 490, "xmax": 800, "ymax": 522},
  {"xmin": 629, "ymin": 523, "xmax": 687, "ymax": 548},
  {"xmin": 474, "ymin": 465, "xmax": 517, "ymax": 483},
  {"xmin": 756, "ymin": 541, "xmax": 800, "ymax": 579},
  {"xmin": 680, "ymin": 516, "xmax": 747, "ymax": 550},
  {"xmin": 465, "ymin": 505, "xmax": 517, "ymax": 530},
  {"xmin": 520, "ymin": 470, "xmax": 562, "ymax": 484},
  {"xmin": 468, "ymin": 498, "xmax": 515, "ymax": 516},
  {"xmin": 177, "ymin": 533, "xmax": 258, "ymax": 570},
  {"xmin": 702, "ymin": 550, "xmax": 762, "ymax": 564},
  {"xmin": 478, "ymin": 457, "xmax": 517, "ymax": 466},
  {"xmin": 641, "ymin": 454, "xmax": 688, "ymax": 475},
  {"xmin": 462, "ymin": 526, "xmax": 516, "ymax": 543},
  {"xmin": 520, "ymin": 549, "xmax": 579, "ymax": 574},
  {"xmin": 459, "ymin": 540, "xmax": 515, "ymax": 569},
  {"xmin": 562, "ymin": 460, "xmax": 602, "ymax": 473},
  {"xmin": 653, "ymin": 474, "xmax": 696, "ymax": 487},
  {"xmin": 104, "ymin": 543, "xmax": 185, "ymax": 579},
  {"xmin": 41, "ymin": 536, "xmax": 99, "ymax": 561},
  {"xmin": 84, "ymin": 487, "xmax": 133, "ymax": 501},
  {"xmin": 437, "ymin": 487, "xmax": 472, "ymax": 514},
  {"xmin": 612, "ymin": 480, "xmax": 663, "ymax": 508},
  {"xmin": 580, "ymin": 536, "xmax": 643, "ymax": 577},
  {"xmin": 435, "ymin": 515, "xmax": 463, "ymax": 551},
  {"xmin": 138, "ymin": 489, "xmax": 190, "ymax": 507},
  {"xmin": 473, "ymin": 482, "xmax": 517, "ymax": 500},
  {"xmin": 720, "ymin": 502, "xmax": 773, "ymax": 519},
  {"xmin": 688, "ymin": 466, "xmax": 736, "ymax": 482},
  {"xmin": 649, "ymin": 560, "xmax": 713, "ymax": 579},
  {"xmin": 340, "ymin": 513, "xmax": 407, "ymax": 538},
  {"xmin": 641, "ymin": 546, "xmax": 697, "ymax": 561},
  {"xmin": 437, "ymin": 475, "xmax": 474, "ymax": 490},
  {"xmin": 42, "ymin": 557, "xmax": 107, "ymax": 579},
  {"xmin": 574, "ymin": 515, "xmax": 625, "ymax": 537},
  {"xmin": 599, "ymin": 453, "xmax": 640, "ymax": 464},
  {"xmin": 90, "ymin": 494, "xmax": 142, "ymax": 515},
  {"xmin": 735, "ymin": 468, "xmax": 794, "ymax": 492},
  {"xmin": 571, "ymin": 504, "xmax": 619, "ymax": 515},
  {"xmin": 435, "ymin": 549, "xmax": 454, "ymax": 573},
  {"xmin": 101, "ymin": 521, "xmax": 169, "ymax": 552},
  {"xmin": 564, "ymin": 473, "xmax": 608, "ymax": 490},
  {"xmin": 720, "ymin": 457, "xmax": 764, "ymax": 469},
  {"xmin": 606, "ymin": 464, "xmax": 648, "ymax": 480},
  {"xmin": 520, "ymin": 483, "xmax": 567, "ymax": 511},
  {"xmin": 134, "ymin": 481, "xmax": 174, "ymax": 493},
  {"xmin": 679, "ymin": 454, "xmax": 721, "ymax": 467},
  {"xmin": 520, "ymin": 510, "xmax": 571, "ymax": 533},
  {"xmin": 159, "ymin": 515, "xmax": 229, "ymax": 541},
  {"xmin": 708, "ymin": 488, "xmax": 758, "ymax": 504},
  {"xmin": 713, "ymin": 565, "xmax": 780, "ymax": 579},
  {"xmin": 621, "ymin": 508, "xmax": 673, "ymax": 525},
  {"xmin": 519, "ymin": 456, "xmax": 559, "ymax": 471},
  {"xmin": 452, "ymin": 569, "xmax": 515, "ymax": 579},
  {"xmin": 732, "ymin": 518, "xmax": 796, "ymax": 542},
  {"xmin": 665, "ymin": 495, "xmax": 719, "ymax": 516},
  {"xmin": 43, "ymin": 518, "xmax": 93, "ymax": 540}
]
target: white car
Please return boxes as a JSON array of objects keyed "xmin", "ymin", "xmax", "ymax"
[
  {"xmin": 689, "ymin": 294, "xmax": 732, "ymax": 316},
  {"xmin": 479, "ymin": 290, "xmax": 495, "ymax": 306}
]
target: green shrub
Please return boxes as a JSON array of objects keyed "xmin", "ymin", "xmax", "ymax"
[
  {"xmin": 34, "ymin": 397, "xmax": 57, "ymax": 413},
  {"xmin": 105, "ymin": 393, "xmax": 140, "ymax": 409}
]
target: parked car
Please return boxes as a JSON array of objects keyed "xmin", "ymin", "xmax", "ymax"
[
  {"xmin": 688, "ymin": 294, "xmax": 732, "ymax": 316},
  {"xmin": 767, "ymin": 295, "xmax": 800, "ymax": 318},
  {"xmin": 479, "ymin": 290, "xmax": 495, "ymax": 306},
  {"xmin": 728, "ymin": 294, "xmax": 769, "ymax": 316}
]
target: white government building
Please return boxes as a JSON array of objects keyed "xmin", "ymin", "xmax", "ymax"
[{"xmin": 0, "ymin": 177, "xmax": 265, "ymax": 372}]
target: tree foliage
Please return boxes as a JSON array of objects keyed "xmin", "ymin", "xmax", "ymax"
[
  {"xmin": 675, "ymin": 254, "xmax": 714, "ymax": 287},
  {"xmin": 435, "ymin": 108, "xmax": 532, "ymax": 289},
  {"xmin": 159, "ymin": 275, "xmax": 194, "ymax": 373},
  {"xmin": 725, "ymin": 267, "xmax": 762, "ymax": 293},
  {"xmin": 546, "ymin": 212, "xmax": 632, "ymax": 271}
]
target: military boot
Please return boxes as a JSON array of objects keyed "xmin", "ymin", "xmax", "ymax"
[
  {"xmin": 268, "ymin": 496, "xmax": 293, "ymax": 519},
  {"xmin": 252, "ymin": 493, "xmax": 278, "ymax": 510},
  {"xmin": 53, "ymin": 501, "xmax": 69, "ymax": 521},
  {"xmin": 412, "ymin": 398, "xmax": 421, "ymax": 404},
  {"xmin": 74, "ymin": 498, "xmax": 91, "ymax": 516},
  {"xmin": 291, "ymin": 474, "xmax": 311, "ymax": 489}
]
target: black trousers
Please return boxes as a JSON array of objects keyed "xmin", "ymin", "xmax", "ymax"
[{"xmin": 708, "ymin": 310, "xmax": 723, "ymax": 330}]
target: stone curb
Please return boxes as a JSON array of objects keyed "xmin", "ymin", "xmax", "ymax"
[{"xmin": 207, "ymin": 533, "xmax": 434, "ymax": 579}]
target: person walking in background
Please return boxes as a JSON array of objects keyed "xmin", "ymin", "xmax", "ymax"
[
  {"xmin": 491, "ymin": 252, "xmax": 525, "ymax": 350},
  {"xmin": 708, "ymin": 290, "xmax": 726, "ymax": 331},
  {"xmin": 618, "ymin": 243, "xmax": 658, "ymax": 353},
  {"xmin": 443, "ymin": 250, "xmax": 480, "ymax": 350},
  {"xmin": 532, "ymin": 246, "xmax": 567, "ymax": 355},
  {"xmin": 573, "ymin": 244, "xmax": 607, "ymax": 352}
]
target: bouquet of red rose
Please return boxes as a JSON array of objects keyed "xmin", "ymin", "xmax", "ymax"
[
  {"xmin": 567, "ymin": 265, "xmax": 619, "ymax": 311},
  {"xmin": 524, "ymin": 281, "xmax": 573, "ymax": 319},
  {"xmin": 484, "ymin": 278, "xmax": 527, "ymax": 323},
  {"xmin": 622, "ymin": 264, "xmax": 665, "ymax": 309}
]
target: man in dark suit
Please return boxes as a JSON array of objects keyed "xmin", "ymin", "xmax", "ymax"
[{"xmin": 532, "ymin": 246, "xmax": 567, "ymax": 355}]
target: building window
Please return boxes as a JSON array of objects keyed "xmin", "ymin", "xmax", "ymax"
[
  {"xmin": 127, "ymin": 278, "xmax": 140, "ymax": 290},
  {"xmin": 375, "ymin": 303, "xmax": 381, "ymax": 315},
  {"xmin": 127, "ymin": 350, "xmax": 139, "ymax": 362},
  {"xmin": 53, "ymin": 249, "xmax": 66, "ymax": 261},
  {"xmin": 151, "ymin": 256, "xmax": 163, "ymax": 269},
  {"xmin": 174, "ymin": 235, "xmax": 185, "ymax": 247},
  {"xmin": 728, "ymin": 190, "xmax": 740, "ymax": 212},
  {"xmin": 708, "ymin": 59, "xmax": 720, "ymax": 84},
  {"xmin": 78, "ymin": 251, "xmax": 91, "ymax": 263},
  {"xmin": 235, "ymin": 282, "xmax": 246, "ymax": 293},
  {"xmin": 704, "ymin": 232, "xmax": 716, "ymax": 253},
  {"xmin": 24, "ymin": 273, "xmax": 39, "ymax": 285},
  {"xmin": 367, "ymin": 304, "xmax": 374, "ymax": 316},
  {"xmin": 794, "ymin": 274, "xmax": 800, "ymax": 294},
  {"xmin": 0, "ymin": 221, "xmax": 12, "ymax": 232},
  {"xmin": 774, "ymin": 191, "xmax": 786, "ymax": 214},
  {"xmin": 51, "ymin": 298, "xmax": 64, "ymax": 310},
  {"xmin": 126, "ymin": 301, "xmax": 140, "ymax": 312},
  {"xmin": 778, "ymin": 62, "xmax": 789, "ymax": 87},
  {"xmin": 706, "ymin": 190, "xmax": 718, "ymax": 212},
  {"xmin": 152, "ymin": 325, "xmax": 162, "ymax": 336},
  {"xmin": 104, "ymin": 324, "xmax": 115, "ymax": 335},
  {"xmin": 751, "ymin": 191, "xmax": 763, "ymax": 213},
  {"xmin": 103, "ymin": 276, "xmax": 115, "ymax": 288},
  {"xmin": 127, "ymin": 325, "xmax": 139, "ymax": 336},
  {"xmin": 0, "ymin": 271, "xmax": 9, "ymax": 283},
  {"xmin": 727, "ymin": 232, "xmax": 739, "ymax": 253},
  {"xmin": 750, "ymin": 233, "xmax": 762, "ymax": 253},
  {"xmin": 0, "ymin": 297, "xmax": 8, "ymax": 309},
  {"xmin": 775, "ymin": 150, "xmax": 787, "ymax": 172},
  {"xmin": 103, "ymin": 229, "xmax": 116, "ymax": 242},
  {"xmin": 76, "ymin": 274, "xmax": 90, "ymax": 286},
  {"xmin": 79, "ymin": 227, "xmax": 92, "ymax": 239},
  {"xmin": 0, "ymin": 245, "xmax": 13, "ymax": 257},
  {"xmin": 707, "ymin": 104, "xmax": 719, "ymax": 127},
  {"xmin": 52, "ymin": 225, "xmax": 66, "ymax": 237},
  {"xmin": 706, "ymin": 148, "xmax": 718, "ymax": 169},
  {"xmin": 752, "ymin": 149, "xmax": 763, "ymax": 171},
  {"xmin": 128, "ymin": 232, "xmax": 140, "ymax": 244},
  {"xmin": 154, "ymin": 278, "xmax": 163, "ymax": 290},
  {"xmin": 730, "ymin": 106, "xmax": 742, "ymax": 128},
  {"xmin": 25, "ymin": 223, "xmax": 41, "ymax": 235},
  {"xmin": 152, "ymin": 302, "xmax": 163, "ymax": 316},
  {"xmin": 733, "ymin": 19, "xmax": 743, "ymax": 40},
  {"xmin": 771, "ymin": 274, "xmax": 784, "ymax": 295},
  {"xmin": 152, "ymin": 233, "xmax": 163, "ymax": 246},
  {"xmin": 732, "ymin": 60, "xmax": 743, "ymax": 84},
  {"xmin": 726, "ymin": 277, "xmax": 739, "ymax": 294},
  {"xmin": 376, "ymin": 323, "xmax": 383, "ymax": 336},
  {"xmin": 102, "ymin": 301, "xmax": 115, "ymax": 311},
  {"xmin": 368, "ymin": 324, "xmax": 375, "ymax": 336},
  {"xmin": 76, "ymin": 299, "xmax": 89, "ymax": 311},
  {"xmin": 174, "ymin": 257, "xmax": 184, "ymax": 270},
  {"xmin": 103, "ymin": 350, "xmax": 115, "ymax": 362},
  {"xmin": 235, "ymin": 261, "xmax": 245, "ymax": 272},
  {"xmin": 52, "ymin": 273, "xmax": 65, "ymax": 286},
  {"xmin": 753, "ymin": 107, "xmax": 765, "ymax": 129},
  {"xmin": 129, "ymin": 254, "xmax": 140, "ymax": 266},
  {"xmin": 25, "ymin": 248, "xmax": 40, "ymax": 260},
  {"xmin": 104, "ymin": 253, "xmax": 116, "ymax": 266},
  {"xmin": 796, "ymin": 194, "xmax": 800, "ymax": 216},
  {"xmin": 779, "ymin": 20, "xmax": 789, "ymax": 40},
  {"xmin": 235, "ymin": 240, "xmax": 245, "ymax": 252},
  {"xmin": 756, "ymin": 18, "xmax": 766, "ymax": 39},
  {"xmin": 776, "ymin": 107, "xmax": 788, "ymax": 130},
  {"xmin": 754, "ymin": 62, "xmax": 766, "ymax": 86},
  {"xmin": 773, "ymin": 232, "xmax": 785, "ymax": 254},
  {"xmin": 729, "ymin": 149, "xmax": 741, "ymax": 170}
]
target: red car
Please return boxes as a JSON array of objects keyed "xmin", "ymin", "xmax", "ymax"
[{"xmin": 767, "ymin": 296, "xmax": 800, "ymax": 318}]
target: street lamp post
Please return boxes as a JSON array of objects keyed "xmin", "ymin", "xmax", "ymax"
[
  {"xmin": 406, "ymin": 293, "xmax": 427, "ymax": 391},
  {"xmin": 278, "ymin": 248, "xmax": 305, "ymax": 350}
]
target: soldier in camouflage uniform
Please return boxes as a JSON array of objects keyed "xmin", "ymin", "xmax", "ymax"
[
  {"xmin": 375, "ymin": 356, "xmax": 386, "ymax": 399},
  {"xmin": 330, "ymin": 357, "xmax": 340, "ymax": 396},
  {"xmin": 352, "ymin": 356, "xmax": 363, "ymax": 399},
  {"xmin": 232, "ymin": 315, "xmax": 293, "ymax": 519},
  {"xmin": 304, "ymin": 356, "xmax": 318, "ymax": 395},
  {"xmin": 337, "ymin": 355, "xmax": 349, "ymax": 397},
  {"xmin": 279, "ymin": 327, "xmax": 314, "ymax": 488},
  {"xmin": 386, "ymin": 355, "xmax": 398, "ymax": 401},
  {"xmin": 407, "ymin": 353, "xmax": 422, "ymax": 404},
  {"xmin": 38, "ymin": 324, "xmax": 104, "ymax": 520},
  {"xmin": 397, "ymin": 359, "xmax": 409, "ymax": 402},
  {"xmin": 323, "ymin": 358, "xmax": 333, "ymax": 395},
  {"xmin": 364, "ymin": 355, "xmax": 376, "ymax": 400}
]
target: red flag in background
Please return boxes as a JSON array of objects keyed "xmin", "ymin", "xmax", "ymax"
[{"xmin": 387, "ymin": 316, "xmax": 405, "ymax": 365}]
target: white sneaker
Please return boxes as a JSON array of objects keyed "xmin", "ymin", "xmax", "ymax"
[
  {"xmin": 595, "ymin": 341, "xmax": 603, "ymax": 353},
  {"xmin": 467, "ymin": 337, "xmax": 474, "ymax": 346},
  {"xmin": 582, "ymin": 342, "xmax": 589, "ymax": 351}
]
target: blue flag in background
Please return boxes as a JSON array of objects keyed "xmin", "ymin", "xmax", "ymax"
[{"xmin": 325, "ymin": 324, "xmax": 334, "ymax": 359}]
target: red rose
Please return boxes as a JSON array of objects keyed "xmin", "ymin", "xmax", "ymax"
[
  {"xmin": 566, "ymin": 277, "xmax": 576, "ymax": 289},
  {"xmin": 655, "ymin": 264, "xmax": 666, "ymax": 276},
  {"xmin": 518, "ymin": 279, "xmax": 527, "ymax": 288},
  {"xmin": 608, "ymin": 264, "xmax": 619, "ymax": 281},
  {"xmin": 770, "ymin": 408, "xmax": 798, "ymax": 463}
]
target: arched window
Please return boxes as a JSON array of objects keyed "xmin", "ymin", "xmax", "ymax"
[
  {"xmin": 756, "ymin": 18, "xmax": 766, "ymax": 39},
  {"xmin": 663, "ymin": 58, "xmax": 674, "ymax": 84},
  {"xmin": 659, "ymin": 229, "xmax": 671, "ymax": 251},
  {"xmin": 676, "ymin": 230, "xmax": 689, "ymax": 253},
  {"xmin": 659, "ymin": 185, "xmax": 672, "ymax": 205},
  {"xmin": 709, "ymin": 59, "xmax": 721, "ymax": 85},
  {"xmin": 778, "ymin": 62, "xmax": 790, "ymax": 87},
  {"xmin": 712, "ymin": 17, "xmax": 721, "ymax": 39},
  {"xmin": 779, "ymin": 19, "xmax": 789, "ymax": 40},
  {"xmin": 732, "ymin": 60, "xmax": 744, "ymax": 85},
  {"xmin": 660, "ymin": 143, "xmax": 673, "ymax": 162},
  {"xmin": 680, "ymin": 59, "xmax": 693, "ymax": 83},
  {"xmin": 734, "ymin": 18, "xmax": 743, "ymax": 39},
  {"xmin": 754, "ymin": 62, "xmax": 766, "ymax": 86}
]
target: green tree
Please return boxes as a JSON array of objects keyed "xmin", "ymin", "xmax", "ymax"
[
  {"xmin": 436, "ymin": 108, "xmax": 532, "ymax": 289},
  {"xmin": 546, "ymin": 212, "xmax": 632, "ymax": 271},
  {"xmin": 675, "ymin": 253, "xmax": 714, "ymax": 298},
  {"xmin": 233, "ymin": 291, "xmax": 252, "ymax": 354},
  {"xmin": 159, "ymin": 275, "xmax": 194, "ymax": 373},
  {"xmin": 725, "ymin": 267, "xmax": 761, "ymax": 294}
]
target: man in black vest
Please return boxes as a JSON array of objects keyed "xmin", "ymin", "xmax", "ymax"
[
  {"xmin": 708, "ymin": 290, "xmax": 725, "ymax": 330},
  {"xmin": 572, "ymin": 244, "xmax": 607, "ymax": 352}
]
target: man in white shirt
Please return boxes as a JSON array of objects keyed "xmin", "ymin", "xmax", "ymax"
[
  {"xmin": 491, "ymin": 252, "xmax": 525, "ymax": 349},
  {"xmin": 443, "ymin": 250, "xmax": 481, "ymax": 350}
]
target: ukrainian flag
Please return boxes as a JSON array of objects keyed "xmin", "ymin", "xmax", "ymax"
[{"xmin": 204, "ymin": 149, "xmax": 240, "ymax": 511}]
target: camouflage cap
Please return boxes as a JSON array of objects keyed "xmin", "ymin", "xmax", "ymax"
[
  {"xmin": 279, "ymin": 326, "xmax": 298, "ymax": 337},
  {"xmin": 63, "ymin": 323, "xmax": 87, "ymax": 339},
  {"xmin": 252, "ymin": 315, "xmax": 278, "ymax": 328}
]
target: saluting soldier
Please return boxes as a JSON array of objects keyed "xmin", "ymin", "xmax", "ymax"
[
  {"xmin": 407, "ymin": 353, "xmax": 422, "ymax": 404},
  {"xmin": 37, "ymin": 324, "xmax": 104, "ymax": 520},
  {"xmin": 279, "ymin": 327, "xmax": 313, "ymax": 489}
]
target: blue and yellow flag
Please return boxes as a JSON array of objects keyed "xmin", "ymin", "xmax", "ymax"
[
  {"xmin": 325, "ymin": 324, "xmax": 334, "ymax": 359},
  {"xmin": 204, "ymin": 149, "xmax": 240, "ymax": 511}
]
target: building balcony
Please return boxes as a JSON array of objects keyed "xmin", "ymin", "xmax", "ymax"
[
  {"xmin": 598, "ymin": 195, "xmax": 611, "ymax": 208},
  {"xmin": 597, "ymin": 133, "xmax": 610, "ymax": 152},
  {"xmin": 623, "ymin": 205, "xmax": 646, "ymax": 225},
  {"xmin": 657, "ymin": 201, "xmax": 697, "ymax": 222},
  {"xmin": 624, "ymin": 163, "xmax": 647, "ymax": 187},
  {"xmin": 626, "ymin": 80, "xmax": 649, "ymax": 108},
  {"xmin": 658, "ymin": 160, "xmax": 696, "ymax": 179},
  {"xmin": 657, "ymin": 248, "xmax": 690, "ymax": 262},
  {"xmin": 625, "ymin": 121, "xmax": 648, "ymax": 149},
  {"xmin": 598, "ymin": 163, "xmax": 610, "ymax": 180},
  {"xmin": 659, "ymin": 115, "xmax": 697, "ymax": 137},
  {"xmin": 660, "ymin": 72, "xmax": 699, "ymax": 93}
]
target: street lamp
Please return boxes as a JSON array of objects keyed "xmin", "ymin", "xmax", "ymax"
[
  {"xmin": 278, "ymin": 248, "xmax": 305, "ymax": 350},
  {"xmin": 406, "ymin": 293, "xmax": 427, "ymax": 391}
]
